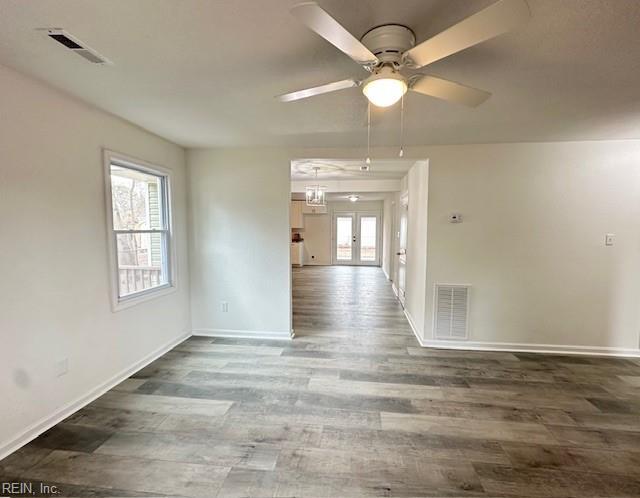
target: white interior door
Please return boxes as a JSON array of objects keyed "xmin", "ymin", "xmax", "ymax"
[
  {"xmin": 333, "ymin": 212, "xmax": 380, "ymax": 266},
  {"xmin": 396, "ymin": 195, "xmax": 408, "ymax": 305}
]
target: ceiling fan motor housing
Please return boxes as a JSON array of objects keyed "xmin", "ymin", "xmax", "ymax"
[{"xmin": 360, "ymin": 24, "xmax": 416, "ymax": 65}]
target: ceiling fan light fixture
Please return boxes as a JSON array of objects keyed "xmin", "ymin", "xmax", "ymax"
[{"xmin": 362, "ymin": 67, "xmax": 407, "ymax": 108}]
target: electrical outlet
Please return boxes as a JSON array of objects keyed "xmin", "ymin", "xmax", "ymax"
[
  {"xmin": 221, "ymin": 301, "xmax": 229, "ymax": 312},
  {"xmin": 448, "ymin": 213, "xmax": 462, "ymax": 223},
  {"xmin": 54, "ymin": 358, "xmax": 68, "ymax": 377}
]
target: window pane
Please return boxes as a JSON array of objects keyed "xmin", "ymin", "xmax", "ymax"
[
  {"xmin": 336, "ymin": 216, "xmax": 352, "ymax": 261},
  {"xmin": 360, "ymin": 216, "xmax": 377, "ymax": 261},
  {"xmin": 111, "ymin": 164, "xmax": 164, "ymax": 230},
  {"xmin": 116, "ymin": 232, "xmax": 168, "ymax": 297}
]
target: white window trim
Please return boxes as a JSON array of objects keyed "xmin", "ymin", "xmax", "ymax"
[{"xmin": 103, "ymin": 149, "xmax": 178, "ymax": 312}]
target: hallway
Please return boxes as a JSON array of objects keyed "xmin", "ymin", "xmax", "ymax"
[
  {"xmin": 2, "ymin": 267, "xmax": 640, "ymax": 496},
  {"xmin": 292, "ymin": 265, "xmax": 414, "ymax": 341}
]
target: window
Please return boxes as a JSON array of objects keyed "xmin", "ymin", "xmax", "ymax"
[
  {"xmin": 336, "ymin": 216, "xmax": 353, "ymax": 261},
  {"xmin": 104, "ymin": 151, "xmax": 175, "ymax": 310}
]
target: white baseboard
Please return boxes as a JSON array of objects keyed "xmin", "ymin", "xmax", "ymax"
[
  {"xmin": 418, "ymin": 338, "xmax": 640, "ymax": 358},
  {"xmin": 403, "ymin": 308, "xmax": 425, "ymax": 346},
  {"xmin": 382, "ymin": 267, "xmax": 390, "ymax": 280},
  {"xmin": 192, "ymin": 328, "xmax": 293, "ymax": 341},
  {"xmin": 0, "ymin": 332, "xmax": 190, "ymax": 461},
  {"xmin": 400, "ymin": 307, "xmax": 640, "ymax": 358}
]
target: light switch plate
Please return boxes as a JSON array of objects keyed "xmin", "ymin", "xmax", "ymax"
[{"xmin": 605, "ymin": 233, "xmax": 615, "ymax": 246}]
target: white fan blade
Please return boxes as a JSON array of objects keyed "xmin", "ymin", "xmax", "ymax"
[
  {"xmin": 410, "ymin": 75, "xmax": 491, "ymax": 107},
  {"xmin": 291, "ymin": 2, "xmax": 378, "ymax": 66},
  {"xmin": 276, "ymin": 78, "xmax": 359, "ymax": 102},
  {"xmin": 403, "ymin": 0, "xmax": 530, "ymax": 68}
]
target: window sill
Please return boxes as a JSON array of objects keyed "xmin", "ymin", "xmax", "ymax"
[{"xmin": 111, "ymin": 283, "xmax": 177, "ymax": 312}]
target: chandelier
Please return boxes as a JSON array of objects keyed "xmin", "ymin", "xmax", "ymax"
[{"xmin": 305, "ymin": 167, "xmax": 327, "ymax": 207}]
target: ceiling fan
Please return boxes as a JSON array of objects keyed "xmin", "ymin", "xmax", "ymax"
[{"xmin": 277, "ymin": 0, "xmax": 530, "ymax": 108}]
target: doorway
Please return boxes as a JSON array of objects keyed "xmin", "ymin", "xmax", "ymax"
[{"xmin": 333, "ymin": 212, "xmax": 380, "ymax": 266}]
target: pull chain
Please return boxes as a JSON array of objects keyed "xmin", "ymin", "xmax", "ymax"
[
  {"xmin": 366, "ymin": 102, "xmax": 371, "ymax": 165},
  {"xmin": 399, "ymin": 93, "xmax": 405, "ymax": 158}
]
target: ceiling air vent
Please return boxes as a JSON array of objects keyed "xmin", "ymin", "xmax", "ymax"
[
  {"xmin": 41, "ymin": 29, "xmax": 111, "ymax": 64},
  {"xmin": 434, "ymin": 284, "xmax": 470, "ymax": 340}
]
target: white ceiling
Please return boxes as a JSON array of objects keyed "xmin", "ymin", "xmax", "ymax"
[
  {"xmin": 291, "ymin": 192, "xmax": 387, "ymax": 201},
  {"xmin": 1, "ymin": 0, "xmax": 639, "ymax": 148},
  {"xmin": 291, "ymin": 158, "xmax": 414, "ymax": 180},
  {"xmin": 326, "ymin": 192, "xmax": 387, "ymax": 202}
]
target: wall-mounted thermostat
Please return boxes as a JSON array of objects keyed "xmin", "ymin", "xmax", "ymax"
[{"xmin": 448, "ymin": 213, "xmax": 462, "ymax": 223}]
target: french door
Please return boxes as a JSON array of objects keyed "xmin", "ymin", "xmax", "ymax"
[{"xmin": 333, "ymin": 212, "xmax": 380, "ymax": 266}]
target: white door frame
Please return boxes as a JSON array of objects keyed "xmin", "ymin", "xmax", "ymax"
[
  {"xmin": 332, "ymin": 211, "xmax": 381, "ymax": 266},
  {"xmin": 333, "ymin": 212, "xmax": 356, "ymax": 265},
  {"xmin": 390, "ymin": 198, "xmax": 398, "ymax": 284},
  {"xmin": 396, "ymin": 193, "xmax": 408, "ymax": 305}
]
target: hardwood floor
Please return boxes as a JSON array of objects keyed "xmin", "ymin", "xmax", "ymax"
[{"xmin": 3, "ymin": 265, "xmax": 640, "ymax": 496}]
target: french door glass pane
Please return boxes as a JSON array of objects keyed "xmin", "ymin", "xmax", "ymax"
[
  {"xmin": 336, "ymin": 216, "xmax": 353, "ymax": 261},
  {"xmin": 116, "ymin": 232, "xmax": 168, "ymax": 297},
  {"xmin": 360, "ymin": 216, "xmax": 377, "ymax": 262},
  {"xmin": 110, "ymin": 165, "xmax": 164, "ymax": 230}
]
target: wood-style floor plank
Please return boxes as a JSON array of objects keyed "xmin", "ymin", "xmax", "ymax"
[
  {"xmin": 20, "ymin": 450, "xmax": 230, "ymax": 497},
  {"xmin": 2, "ymin": 265, "xmax": 640, "ymax": 497}
]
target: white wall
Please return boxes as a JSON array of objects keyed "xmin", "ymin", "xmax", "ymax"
[
  {"xmin": 208, "ymin": 143, "xmax": 640, "ymax": 356},
  {"xmin": 0, "ymin": 64, "xmax": 191, "ymax": 457},
  {"xmin": 300, "ymin": 213, "xmax": 331, "ymax": 265},
  {"xmin": 330, "ymin": 200, "xmax": 384, "ymax": 212},
  {"xmin": 423, "ymin": 142, "xmax": 640, "ymax": 354},
  {"xmin": 188, "ymin": 148, "xmax": 291, "ymax": 338},
  {"xmin": 291, "ymin": 179, "xmax": 400, "ymax": 193},
  {"xmin": 402, "ymin": 161, "xmax": 430, "ymax": 339}
]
